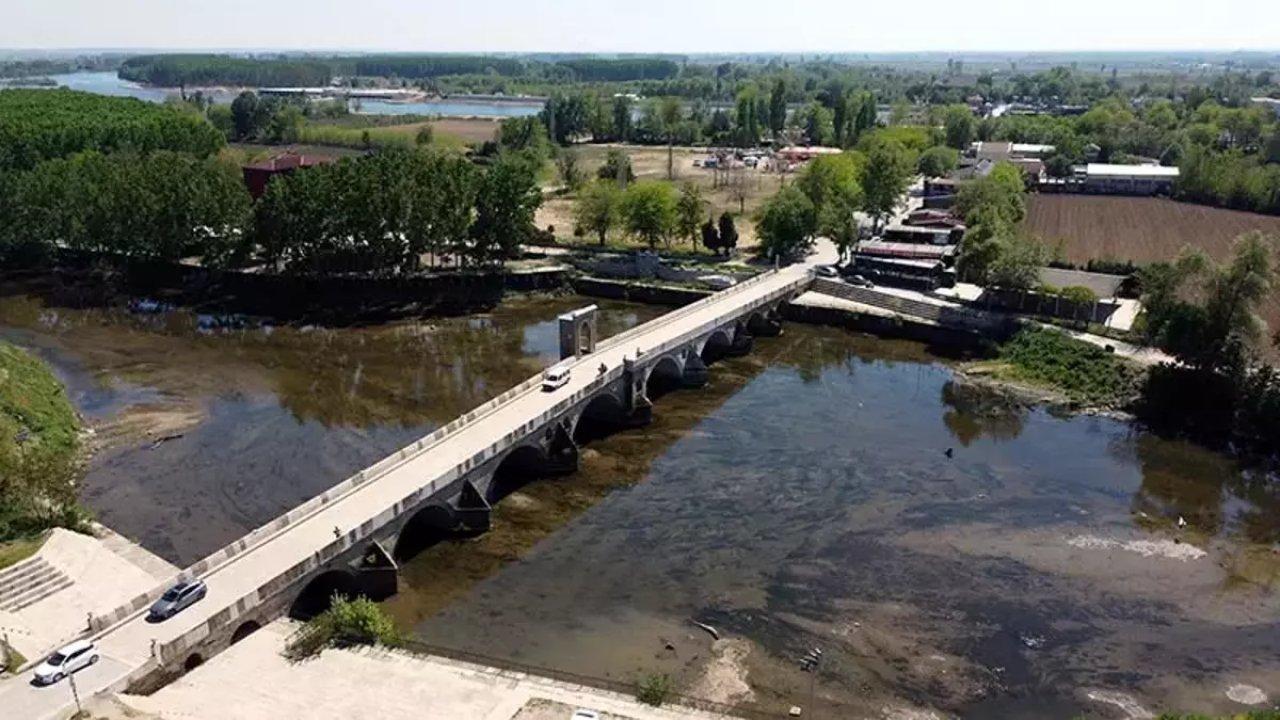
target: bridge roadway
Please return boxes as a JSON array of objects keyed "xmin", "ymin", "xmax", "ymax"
[{"xmin": 4, "ymin": 265, "xmax": 811, "ymax": 719}]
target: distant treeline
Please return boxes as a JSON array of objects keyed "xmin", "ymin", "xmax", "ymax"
[
  {"xmin": 119, "ymin": 54, "xmax": 332, "ymax": 88},
  {"xmin": 555, "ymin": 58, "xmax": 679, "ymax": 82},
  {"xmin": 115, "ymin": 53, "xmax": 681, "ymax": 88},
  {"xmin": 0, "ymin": 88, "xmax": 224, "ymax": 172}
]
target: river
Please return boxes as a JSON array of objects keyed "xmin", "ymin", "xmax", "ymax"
[
  {"xmin": 4, "ymin": 71, "xmax": 543, "ymax": 118},
  {"xmin": 0, "ymin": 285, "xmax": 1276, "ymax": 718}
]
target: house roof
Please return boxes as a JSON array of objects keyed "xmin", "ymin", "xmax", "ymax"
[
  {"xmin": 1085, "ymin": 163, "xmax": 1179, "ymax": 179},
  {"xmin": 243, "ymin": 153, "xmax": 335, "ymax": 173}
]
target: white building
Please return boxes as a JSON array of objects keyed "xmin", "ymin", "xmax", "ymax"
[{"xmin": 1077, "ymin": 164, "xmax": 1180, "ymax": 195}]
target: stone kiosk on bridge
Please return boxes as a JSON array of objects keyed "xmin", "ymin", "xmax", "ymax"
[{"xmin": 71, "ymin": 268, "xmax": 809, "ymax": 695}]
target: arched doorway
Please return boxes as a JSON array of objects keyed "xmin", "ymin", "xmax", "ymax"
[{"xmin": 289, "ymin": 569, "xmax": 361, "ymax": 620}]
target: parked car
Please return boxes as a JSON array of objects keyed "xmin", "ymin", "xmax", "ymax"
[
  {"xmin": 570, "ymin": 711, "xmax": 600, "ymax": 720},
  {"xmin": 851, "ymin": 274, "xmax": 875, "ymax": 288},
  {"xmin": 542, "ymin": 364, "xmax": 572, "ymax": 392},
  {"xmin": 148, "ymin": 578, "xmax": 208, "ymax": 621},
  {"xmin": 32, "ymin": 640, "xmax": 98, "ymax": 685},
  {"xmin": 814, "ymin": 265, "xmax": 839, "ymax": 278}
]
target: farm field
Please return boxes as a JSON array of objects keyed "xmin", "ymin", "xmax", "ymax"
[
  {"xmin": 1025, "ymin": 194, "xmax": 1280, "ymax": 266},
  {"xmin": 1024, "ymin": 194, "xmax": 1280, "ymax": 348}
]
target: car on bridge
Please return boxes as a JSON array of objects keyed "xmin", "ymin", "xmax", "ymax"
[
  {"xmin": 148, "ymin": 578, "xmax": 208, "ymax": 621},
  {"xmin": 32, "ymin": 640, "xmax": 98, "ymax": 685},
  {"xmin": 542, "ymin": 364, "xmax": 572, "ymax": 392}
]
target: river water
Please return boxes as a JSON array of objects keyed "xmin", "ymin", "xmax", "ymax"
[
  {"xmin": 5, "ymin": 71, "xmax": 543, "ymax": 118},
  {"xmin": 0, "ymin": 286, "xmax": 1277, "ymax": 718}
]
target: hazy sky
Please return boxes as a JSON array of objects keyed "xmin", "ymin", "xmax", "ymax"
[{"xmin": 3, "ymin": 0, "xmax": 1278, "ymax": 53}]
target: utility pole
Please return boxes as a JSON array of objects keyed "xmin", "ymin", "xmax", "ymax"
[{"xmin": 68, "ymin": 668, "xmax": 83, "ymax": 715}]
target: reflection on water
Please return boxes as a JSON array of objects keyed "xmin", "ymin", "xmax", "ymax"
[
  {"xmin": 0, "ymin": 290, "xmax": 662, "ymax": 563},
  {"xmin": 2, "ymin": 288, "xmax": 1278, "ymax": 717},
  {"xmin": 390, "ymin": 326, "xmax": 1280, "ymax": 719}
]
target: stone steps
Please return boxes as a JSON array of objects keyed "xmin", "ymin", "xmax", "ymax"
[{"xmin": 0, "ymin": 557, "xmax": 74, "ymax": 612}]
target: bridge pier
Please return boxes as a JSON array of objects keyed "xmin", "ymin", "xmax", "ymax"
[
  {"xmin": 455, "ymin": 480, "xmax": 492, "ymax": 533},
  {"xmin": 681, "ymin": 352, "xmax": 708, "ymax": 388},
  {"xmin": 748, "ymin": 309, "xmax": 784, "ymax": 337}
]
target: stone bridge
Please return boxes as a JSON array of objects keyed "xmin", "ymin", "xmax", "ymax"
[{"xmin": 75, "ymin": 267, "xmax": 811, "ymax": 691}]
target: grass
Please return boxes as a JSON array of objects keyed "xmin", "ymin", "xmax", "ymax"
[
  {"xmin": 0, "ymin": 534, "xmax": 45, "ymax": 570},
  {"xmin": 0, "ymin": 342, "xmax": 80, "ymax": 456},
  {"xmin": 296, "ymin": 120, "xmax": 469, "ymax": 152},
  {"xmin": 0, "ymin": 341, "xmax": 86, "ymax": 542},
  {"xmin": 986, "ymin": 327, "xmax": 1142, "ymax": 407}
]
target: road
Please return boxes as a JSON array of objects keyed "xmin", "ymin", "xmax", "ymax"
[{"xmin": 0, "ymin": 264, "xmax": 811, "ymax": 720}]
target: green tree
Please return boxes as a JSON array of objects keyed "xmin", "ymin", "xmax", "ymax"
[
  {"xmin": 596, "ymin": 148, "xmax": 635, "ymax": 188},
  {"xmin": 620, "ymin": 181, "xmax": 677, "ymax": 248},
  {"xmin": 956, "ymin": 161, "xmax": 1027, "ymax": 225},
  {"xmin": 917, "ymin": 145, "xmax": 959, "ymax": 177},
  {"xmin": 674, "ymin": 182, "xmax": 706, "ymax": 245},
  {"xmin": 556, "ymin": 148, "xmax": 584, "ymax": 191},
  {"xmin": 860, "ymin": 137, "xmax": 913, "ymax": 229},
  {"xmin": 612, "ymin": 95, "xmax": 634, "ymax": 142},
  {"xmin": 657, "ymin": 96, "xmax": 683, "ymax": 180},
  {"xmin": 942, "ymin": 104, "xmax": 976, "ymax": 150},
  {"xmin": 735, "ymin": 85, "xmax": 761, "ymax": 147},
  {"xmin": 796, "ymin": 153, "xmax": 863, "ymax": 215},
  {"xmin": 573, "ymin": 180, "xmax": 621, "ymax": 245},
  {"xmin": 756, "ymin": 185, "xmax": 817, "ymax": 261},
  {"xmin": 718, "ymin": 212, "xmax": 739, "ymax": 256},
  {"xmin": 768, "ymin": 78, "xmax": 788, "ymax": 136},
  {"xmin": 700, "ymin": 218, "xmax": 721, "ymax": 255},
  {"xmin": 470, "ymin": 153, "xmax": 543, "ymax": 265}
]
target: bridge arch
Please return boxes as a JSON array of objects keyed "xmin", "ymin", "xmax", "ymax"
[
  {"xmin": 572, "ymin": 391, "xmax": 627, "ymax": 445},
  {"xmin": 394, "ymin": 504, "xmax": 457, "ymax": 562},
  {"xmin": 486, "ymin": 443, "xmax": 550, "ymax": 504},
  {"xmin": 289, "ymin": 569, "xmax": 361, "ymax": 620},
  {"xmin": 699, "ymin": 328, "xmax": 734, "ymax": 362},
  {"xmin": 183, "ymin": 653, "xmax": 205, "ymax": 671},
  {"xmin": 230, "ymin": 620, "xmax": 261, "ymax": 645},
  {"xmin": 645, "ymin": 354, "xmax": 684, "ymax": 400}
]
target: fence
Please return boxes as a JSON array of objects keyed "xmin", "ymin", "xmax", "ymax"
[{"xmin": 143, "ymin": 271, "xmax": 808, "ymax": 666}]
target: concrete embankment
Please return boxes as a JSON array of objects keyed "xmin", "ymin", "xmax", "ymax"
[{"xmin": 112, "ymin": 619, "xmax": 743, "ymax": 720}]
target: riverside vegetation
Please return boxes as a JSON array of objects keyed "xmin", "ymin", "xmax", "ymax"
[
  {"xmin": 284, "ymin": 595, "xmax": 403, "ymax": 661},
  {"xmin": 0, "ymin": 341, "xmax": 88, "ymax": 566}
]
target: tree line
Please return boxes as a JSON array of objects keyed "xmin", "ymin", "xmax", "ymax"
[
  {"xmin": 0, "ymin": 88, "xmax": 224, "ymax": 172},
  {"xmin": 119, "ymin": 54, "xmax": 333, "ymax": 88},
  {"xmin": 1135, "ymin": 231, "xmax": 1280, "ymax": 459}
]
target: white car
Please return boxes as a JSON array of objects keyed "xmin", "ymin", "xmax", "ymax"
[
  {"xmin": 32, "ymin": 639, "xmax": 99, "ymax": 685},
  {"xmin": 542, "ymin": 364, "xmax": 571, "ymax": 392}
]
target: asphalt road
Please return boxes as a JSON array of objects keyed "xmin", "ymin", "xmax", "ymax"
[{"xmin": 0, "ymin": 653, "xmax": 132, "ymax": 720}]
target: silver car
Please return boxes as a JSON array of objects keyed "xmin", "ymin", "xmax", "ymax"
[
  {"xmin": 148, "ymin": 579, "xmax": 207, "ymax": 621},
  {"xmin": 32, "ymin": 640, "xmax": 98, "ymax": 685}
]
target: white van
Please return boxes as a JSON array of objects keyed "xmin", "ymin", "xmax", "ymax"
[{"xmin": 542, "ymin": 364, "xmax": 571, "ymax": 392}]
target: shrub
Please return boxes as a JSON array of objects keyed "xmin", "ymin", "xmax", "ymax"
[
  {"xmin": 284, "ymin": 595, "xmax": 402, "ymax": 661},
  {"xmin": 635, "ymin": 672, "xmax": 673, "ymax": 706},
  {"xmin": 998, "ymin": 327, "xmax": 1140, "ymax": 406}
]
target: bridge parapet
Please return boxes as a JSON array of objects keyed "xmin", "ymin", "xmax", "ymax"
[{"xmin": 94, "ymin": 268, "xmax": 811, "ymax": 667}]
